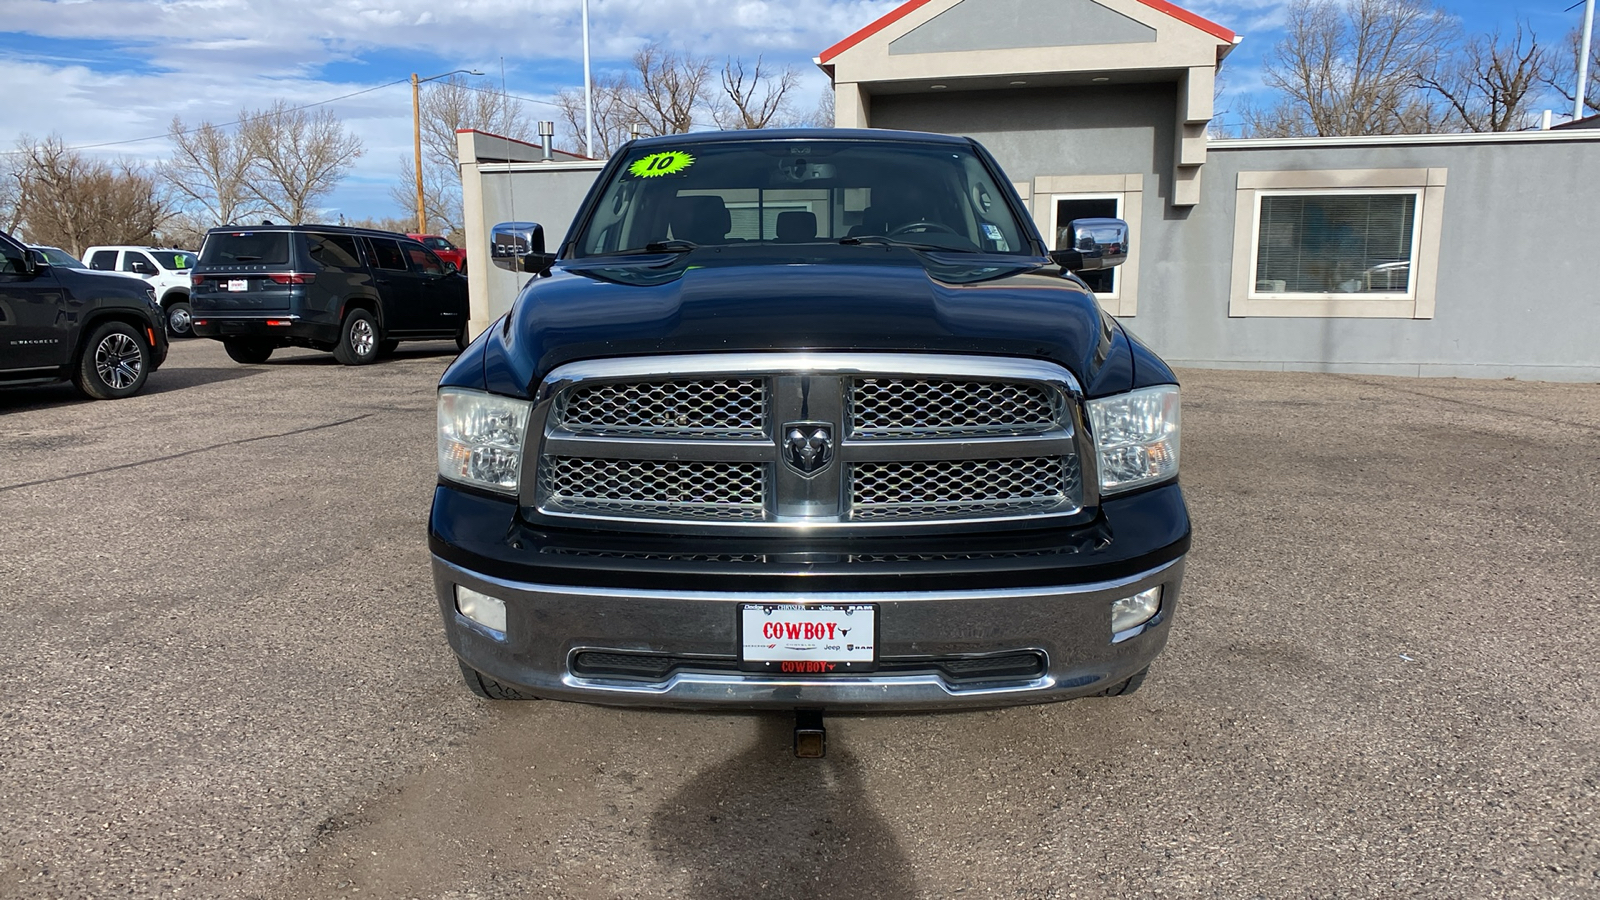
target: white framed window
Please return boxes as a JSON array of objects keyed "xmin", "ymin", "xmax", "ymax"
[
  {"xmin": 1032, "ymin": 174, "xmax": 1143, "ymax": 316},
  {"xmin": 1049, "ymin": 193, "xmax": 1123, "ymax": 301},
  {"xmin": 1230, "ymin": 169, "xmax": 1446, "ymax": 318},
  {"xmin": 1249, "ymin": 189, "xmax": 1422, "ymax": 300}
]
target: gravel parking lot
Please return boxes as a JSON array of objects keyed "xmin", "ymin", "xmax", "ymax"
[{"xmin": 1, "ymin": 339, "xmax": 1596, "ymax": 899}]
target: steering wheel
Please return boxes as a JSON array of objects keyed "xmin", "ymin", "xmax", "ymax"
[{"xmin": 888, "ymin": 220, "xmax": 960, "ymax": 237}]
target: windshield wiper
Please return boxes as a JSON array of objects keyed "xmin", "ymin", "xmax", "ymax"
[
  {"xmin": 642, "ymin": 240, "xmax": 698, "ymax": 253},
  {"xmin": 839, "ymin": 235, "xmax": 976, "ymax": 253}
]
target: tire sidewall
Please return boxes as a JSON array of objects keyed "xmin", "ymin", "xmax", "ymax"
[
  {"xmin": 336, "ymin": 310, "xmax": 380, "ymax": 365},
  {"xmin": 76, "ymin": 321, "xmax": 150, "ymax": 400},
  {"xmin": 165, "ymin": 299, "xmax": 193, "ymax": 337}
]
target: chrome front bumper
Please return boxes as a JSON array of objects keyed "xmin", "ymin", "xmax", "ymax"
[{"xmin": 433, "ymin": 554, "xmax": 1183, "ymax": 711}]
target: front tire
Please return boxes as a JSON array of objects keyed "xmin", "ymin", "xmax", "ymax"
[
  {"xmin": 457, "ymin": 659, "xmax": 538, "ymax": 700},
  {"xmin": 1096, "ymin": 666, "xmax": 1150, "ymax": 697},
  {"xmin": 74, "ymin": 321, "xmax": 150, "ymax": 400},
  {"xmin": 165, "ymin": 299, "xmax": 193, "ymax": 337},
  {"xmin": 333, "ymin": 309, "xmax": 380, "ymax": 365},
  {"xmin": 223, "ymin": 339, "xmax": 274, "ymax": 364}
]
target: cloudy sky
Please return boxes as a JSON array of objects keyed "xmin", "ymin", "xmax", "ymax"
[{"xmin": 0, "ymin": 0, "xmax": 1588, "ymax": 222}]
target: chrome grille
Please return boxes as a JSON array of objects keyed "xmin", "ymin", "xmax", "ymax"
[
  {"xmin": 556, "ymin": 378, "xmax": 765, "ymax": 438},
  {"xmin": 850, "ymin": 457, "xmax": 1079, "ymax": 521},
  {"xmin": 542, "ymin": 457, "xmax": 766, "ymax": 520},
  {"xmin": 851, "ymin": 378, "xmax": 1056, "ymax": 438},
  {"xmin": 532, "ymin": 354, "xmax": 1087, "ymax": 529}
]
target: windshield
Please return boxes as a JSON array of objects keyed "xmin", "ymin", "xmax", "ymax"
[
  {"xmin": 575, "ymin": 139, "xmax": 1033, "ymax": 257},
  {"xmin": 34, "ymin": 247, "xmax": 87, "ymax": 268},
  {"xmin": 149, "ymin": 250, "xmax": 197, "ymax": 270}
]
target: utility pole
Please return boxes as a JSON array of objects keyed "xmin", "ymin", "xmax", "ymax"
[
  {"xmin": 412, "ymin": 68, "xmax": 483, "ymax": 235},
  {"xmin": 1579, "ymin": 0, "xmax": 1596, "ymax": 121},
  {"xmin": 582, "ymin": 0, "xmax": 595, "ymax": 157},
  {"xmin": 412, "ymin": 73, "xmax": 425, "ymax": 233}
]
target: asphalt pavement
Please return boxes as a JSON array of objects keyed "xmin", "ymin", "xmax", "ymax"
[{"xmin": 1, "ymin": 339, "xmax": 1596, "ymax": 899}]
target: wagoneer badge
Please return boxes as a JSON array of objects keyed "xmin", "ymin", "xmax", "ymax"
[{"xmin": 782, "ymin": 421, "xmax": 834, "ymax": 476}]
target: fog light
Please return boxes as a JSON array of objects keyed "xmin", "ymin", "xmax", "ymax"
[
  {"xmin": 455, "ymin": 585, "xmax": 507, "ymax": 633},
  {"xmin": 1111, "ymin": 586, "xmax": 1161, "ymax": 641}
]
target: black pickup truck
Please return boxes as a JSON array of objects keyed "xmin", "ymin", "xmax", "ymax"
[
  {"xmin": 1, "ymin": 229, "xmax": 168, "ymax": 399},
  {"xmin": 430, "ymin": 129, "xmax": 1188, "ymax": 717}
]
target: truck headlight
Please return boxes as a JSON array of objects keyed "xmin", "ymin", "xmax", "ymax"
[
  {"xmin": 1086, "ymin": 385, "xmax": 1180, "ymax": 495},
  {"xmin": 438, "ymin": 388, "xmax": 533, "ymax": 493}
]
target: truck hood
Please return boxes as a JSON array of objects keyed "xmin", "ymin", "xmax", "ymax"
[{"xmin": 469, "ymin": 251, "xmax": 1135, "ymax": 398}]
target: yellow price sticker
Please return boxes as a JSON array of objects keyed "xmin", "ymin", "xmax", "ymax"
[{"xmin": 628, "ymin": 150, "xmax": 695, "ymax": 178}]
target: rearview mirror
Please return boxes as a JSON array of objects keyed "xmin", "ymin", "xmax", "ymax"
[
  {"xmin": 1049, "ymin": 218, "xmax": 1129, "ymax": 272},
  {"xmin": 131, "ymin": 260, "xmax": 154, "ymax": 275},
  {"xmin": 491, "ymin": 222, "xmax": 556, "ymax": 274},
  {"xmin": 443, "ymin": 259, "xmax": 458, "ymax": 275}
]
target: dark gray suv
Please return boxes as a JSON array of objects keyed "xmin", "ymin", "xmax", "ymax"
[{"xmin": 190, "ymin": 225, "xmax": 469, "ymax": 365}]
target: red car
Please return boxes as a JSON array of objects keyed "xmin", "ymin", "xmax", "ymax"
[{"xmin": 408, "ymin": 234, "xmax": 467, "ymax": 275}]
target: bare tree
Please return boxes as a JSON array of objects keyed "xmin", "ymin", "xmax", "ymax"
[
  {"xmin": 623, "ymin": 43, "xmax": 714, "ymax": 136},
  {"xmin": 11, "ymin": 134, "xmax": 174, "ymax": 254},
  {"xmin": 419, "ymin": 74, "xmax": 534, "ymax": 169},
  {"xmin": 386, "ymin": 155, "xmax": 462, "ymax": 237},
  {"xmin": 1246, "ymin": 0, "xmax": 1455, "ymax": 137},
  {"xmin": 156, "ymin": 213, "xmax": 212, "ymax": 251},
  {"xmin": 556, "ymin": 73, "xmax": 637, "ymax": 158},
  {"xmin": 239, "ymin": 101, "xmax": 364, "ymax": 224},
  {"xmin": 341, "ymin": 214, "xmax": 416, "ymax": 233},
  {"xmin": 1423, "ymin": 24, "xmax": 1550, "ymax": 132},
  {"xmin": 394, "ymin": 74, "xmax": 538, "ymax": 232},
  {"xmin": 0, "ymin": 150, "xmax": 23, "ymax": 234},
  {"xmin": 1546, "ymin": 24, "xmax": 1600, "ymax": 117},
  {"xmin": 807, "ymin": 86, "xmax": 837, "ymax": 129},
  {"xmin": 713, "ymin": 56, "xmax": 800, "ymax": 130},
  {"xmin": 163, "ymin": 117, "xmax": 258, "ymax": 227}
]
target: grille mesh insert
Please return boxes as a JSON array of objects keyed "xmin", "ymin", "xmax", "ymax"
[
  {"xmin": 851, "ymin": 456, "xmax": 1079, "ymax": 520},
  {"xmin": 557, "ymin": 378, "xmax": 765, "ymax": 438},
  {"xmin": 543, "ymin": 457, "xmax": 766, "ymax": 520},
  {"xmin": 851, "ymin": 378, "xmax": 1056, "ymax": 438}
]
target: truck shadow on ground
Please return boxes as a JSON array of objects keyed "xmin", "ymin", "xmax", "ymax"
[{"xmin": 648, "ymin": 715, "xmax": 919, "ymax": 900}]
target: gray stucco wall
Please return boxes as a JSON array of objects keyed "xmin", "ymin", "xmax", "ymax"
[
  {"xmin": 889, "ymin": 0, "xmax": 1155, "ymax": 54},
  {"xmin": 471, "ymin": 164, "xmax": 604, "ymax": 325},
  {"xmin": 1141, "ymin": 139, "xmax": 1598, "ymax": 380},
  {"xmin": 869, "ymin": 85, "xmax": 1176, "ymax": 196}
]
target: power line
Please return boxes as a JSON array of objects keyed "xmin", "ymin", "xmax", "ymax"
[{"xmin": 1, "ymin": 77, "xmax": 411, "ymax": 156}]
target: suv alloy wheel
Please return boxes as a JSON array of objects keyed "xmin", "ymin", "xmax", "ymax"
[
  {"xmin": 74, "ymin": 321, "xmax": 150, "ymax": 400},
  {"xmin": 334, "ymin": 309, "xmax": 381, "ymax": 365}
]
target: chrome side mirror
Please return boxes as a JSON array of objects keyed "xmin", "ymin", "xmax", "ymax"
[
  {"xmin": 1049, "ymin": 217, "xmax": 1129, "ymax": 272},
  {"xmin": 491, "ymin": 222, "xmax": 556, "ymax": 274}
]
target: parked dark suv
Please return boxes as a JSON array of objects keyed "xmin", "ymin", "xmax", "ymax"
[
  {"xmin": 190, "ymin": 225, "xmax": 469, "ymax": 365},
  {"xmin": 1, "ymin": 229, "xmax": 169, "ymax": 399}
]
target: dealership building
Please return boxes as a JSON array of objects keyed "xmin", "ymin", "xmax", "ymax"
[{"xmin": 458, "ymin": 0, "xmax": 1600, "ymax": 381}]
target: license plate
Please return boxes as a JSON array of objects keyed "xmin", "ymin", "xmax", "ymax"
[
  {"xmin": 740, "ymin": 604, "xmax": 876, "ymax": 673},
  {"xmin": 227, "ymin": 279, "xmax": 248, "ymax": 292}
]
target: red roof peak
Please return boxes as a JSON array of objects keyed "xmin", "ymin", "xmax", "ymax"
[{"xmin": 817, "ymin": 0, "xmax": 1236, "ymax": 65}]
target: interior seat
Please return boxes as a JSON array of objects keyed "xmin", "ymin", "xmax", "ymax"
[
  {"xmin": 775, "ymin": 211, "xmax": 817, "ymax": 243},
  {"xmin": 670, "ymin": 196, "xmax": 732, "ymax": 245}
]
